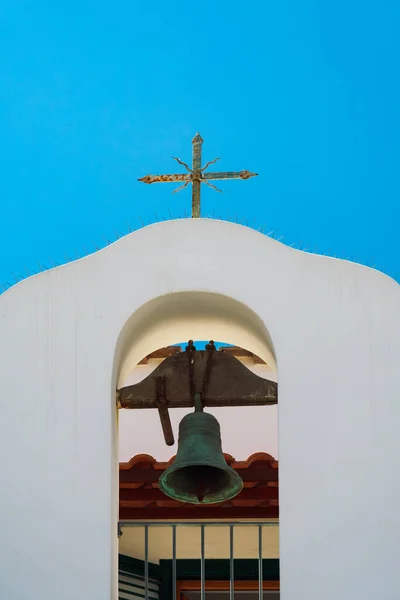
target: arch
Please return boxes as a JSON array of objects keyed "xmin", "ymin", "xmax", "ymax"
[{"xmin": 113, "ymin": 290, "xmax": 276, "ymax": 389}]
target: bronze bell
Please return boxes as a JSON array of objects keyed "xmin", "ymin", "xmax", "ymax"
[{"xmin": 158, "ymin": 394, "xmax": 243, "ymax": 504}]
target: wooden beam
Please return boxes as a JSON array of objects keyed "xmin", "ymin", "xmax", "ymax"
[
  {"xmin": 119, "ymin": 484, "xmax": 279, "ymax": 502},
  {"xmin": 177, "ymin": 581, "xmax": 280, "ymax": 593},
  {"xmin": 218, "ymin": 347, "xmax": 265, "ymax": 364},
  {"xmin": 118, "ymin": 351, "xmax": 277, "ymax": 409},
  {"xmin": 119, "ymin": 506, "xmax": 279, "ymax": 520}
]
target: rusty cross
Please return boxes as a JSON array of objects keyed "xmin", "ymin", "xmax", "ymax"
[{"xmin": 138, "ymin": 133, "xmax": 257, "ymax": 218}]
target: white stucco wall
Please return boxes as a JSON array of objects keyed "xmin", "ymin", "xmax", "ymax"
[{"xmin": 0, "ymin": 218, "xmax": 399, "ymax": 600}]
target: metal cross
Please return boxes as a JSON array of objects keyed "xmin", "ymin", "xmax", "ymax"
[{"xmin": 138, "ymin": 133, "xmax": 257, "ymax": 218}]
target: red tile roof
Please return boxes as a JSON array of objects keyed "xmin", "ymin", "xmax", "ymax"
[{"xmin": 119, "ymin": 453, "xmax": 279, "ymax": 520}]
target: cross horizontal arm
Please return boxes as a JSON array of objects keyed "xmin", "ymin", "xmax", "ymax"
[
  {"xmin": 138, "ymin": 174, "xmax": 191, "ymax": 184},
  {"xmin": 202, "ymin": 170, "xmax": 257, "ymax": 181}
]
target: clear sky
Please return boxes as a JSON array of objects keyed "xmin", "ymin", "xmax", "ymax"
[{"xmin": 1, "ymin": 0, "xmax": 399, "ymax": 290}]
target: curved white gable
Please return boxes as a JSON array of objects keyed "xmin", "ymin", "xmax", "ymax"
[{"xmin": 0, "ymin": 218, "xmax": 399, "ymax": 600}]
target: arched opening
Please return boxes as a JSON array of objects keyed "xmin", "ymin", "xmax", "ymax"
[
  {"xmin": 114, "ymin": 291, "xmax": 276, "ymax": 389},
  {"xmin": 114, "ymin": 291, "xmax": 279, "ymax": 599}
]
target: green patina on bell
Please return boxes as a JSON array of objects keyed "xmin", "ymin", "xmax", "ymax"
[{"xmin": 158, "ymin": 394, "xmax": 243, "ymax": 504}]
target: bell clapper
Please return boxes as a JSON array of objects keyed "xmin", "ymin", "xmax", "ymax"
[{"xmin": 195, "ymin": 473, "xmax": 207, "ymax": 503}]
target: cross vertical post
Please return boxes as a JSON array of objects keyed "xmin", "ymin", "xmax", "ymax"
[{"xmin": 192, "ymin": 133, "xmax": 203, "ymax": 218}]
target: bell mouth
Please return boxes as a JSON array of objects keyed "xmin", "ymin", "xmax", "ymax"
[{"xmin": 159, "ymin": 464, "xmax": 243, "ymax": 504}]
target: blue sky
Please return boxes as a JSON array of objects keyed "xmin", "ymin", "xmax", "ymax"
[{"xmin": 1, "ymin": 0, "xmax": 399, "ymax": 289}]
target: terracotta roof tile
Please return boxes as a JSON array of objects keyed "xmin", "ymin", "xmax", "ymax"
[{"xmin": 119, "ymin": 453, "xmax": 279, "ymax": 520}]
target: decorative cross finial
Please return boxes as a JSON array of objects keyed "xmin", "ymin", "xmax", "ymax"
[{"xmin": 138, "ymin": 133, "xmax": 257, "ymax": 218}]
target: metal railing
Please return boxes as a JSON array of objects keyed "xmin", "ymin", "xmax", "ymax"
[{"xmin": 118, "ymin": 521, "xmax": 279, "ymax": 600}]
